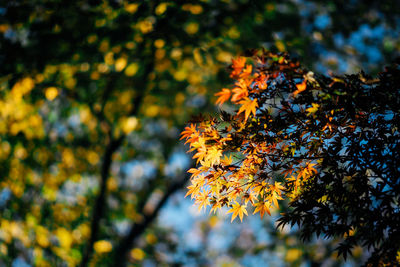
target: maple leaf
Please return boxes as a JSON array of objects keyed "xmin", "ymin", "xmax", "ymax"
[
  {"xmin": 187, "ymin": 167, "xmax": 203, "ymax": 178},
  {"xmin": 210, "ymin": 198, "xmax": 223, "ymax": 214},
  {"xmin": 305, "ymin": 163, "xmax": 317, "ymax": 176},
  {"xmin": 227, "ymin": 202, "xmax": 248, "ymax": 222},
  {"xmin": 195, "ymin": 190, "xmax": 210, "ymax": 212},
  {"xmin": 185, "ymin": 174, "xmax": 205, "ymax": 198},
  {"xmin": 190, "ymin": 137, "xmax": 207, "ymax": 163},
  {"xmin": 215, "ymin": 88, "xmax": 231, "ymax": 106},
  {"xmin": 242, "ymin": 190, "xmax": 257, "ymax": 205},
  {"xmin": 253, "ymin": 201, "xmax": 272, "ymax": 218},
  {"xmin": 254, "ymin": 181, "xmax": 267, "ymax": 197},
  {"xmin": 180, "ymin": 124, "xmax": 197, "ymax": 141},
  {"xmin": 297, "ymin": 162, "xmax": 317, "ymax": 180},
  {"xmin": 220, "ymin": 155, "xmax": 233, "ymax": 166},
  {"xmin": 239, "ymin": 64, "xmax": 252, "ymax": 78},
  {"xmin": 230, "ymin": 57, "xmax": 246, "ymax": 77},
  {"xmin": 227, "ymin": 186, "xmax": 244, "ymax": 200},
  {"xmin": 287, "ymin": 175, "xmax": 300, "ymax": 191},
  {"xmin": 254, "ymin": 73, "xmax": 268, "ymax": 91},
  {"xmin": 231, "ymin": 79, "xmax": 250, "ymax": 102},
  {"xmin": 268, "ymin": 189, "xmax": 284, "ymax": 209},
  {"xmin": 186, "ymin": 183, "xmax": 200, "ymax": 199},
  {"xmin": 306, "ymin": 103, "xmax": 320, "ymax": 116},
  {"xmin": 270, "ymin": 181, "xmax": 285, "ymax": 194},
  {"xmin": 293, "ymin": 79, "xmax": 307, "ymax": 96},
  {"xmin": 238, "ymin": 98, "xmax": 258, "ymax": 121},
  {"xmin": 204, "ymin": 146, "xmax": 222, "ymax": 167}
]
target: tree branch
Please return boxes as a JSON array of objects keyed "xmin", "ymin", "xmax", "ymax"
[
  {"xmin": 79, "ymin": 53, "xmax": 155, "ymax": 267},
  {"xmin": 79, "ymin": 136, "xmax": 124, "ymax": 267},
  {"xmin": 112, "ymin": 168, "xmax": 192, "ymax": 267}
]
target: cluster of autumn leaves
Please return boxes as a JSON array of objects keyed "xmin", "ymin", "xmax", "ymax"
[{"xmin": 181, "ymin": 52, "xmax": 323, "ymax": 222}]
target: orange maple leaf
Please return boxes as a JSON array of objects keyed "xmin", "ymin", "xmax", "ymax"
[
  {"xmin": 253, "ymin": 201, "xmax": 271, "ymax": 218},
  {"xmin": 293, "ymin": 79, "xmax": 307, "ymax": 96},
  {"xmin": 239, "ymin": 64, "xmax": 252, "ymax": 78},
  {"xmin": 230, "ymin": 57, "xmax": 246, "ymax": 77},
  {"xmin": 231, "ymin": 79, "xmax": 251, "ymax": 102},
  {"xmin": 180, "ymin": 124, "xmax": 197, "ymax": 144},
  {"xmin": 215, "ymin": 88, "xmax": 231, "ymax": 106},
  {"xmin": 237, "ymin": 98, "xmax": 258, "ymax": 121},
  {"xmin": 254, "ymin": 73, "xmax": 268, "ymax": 91}
]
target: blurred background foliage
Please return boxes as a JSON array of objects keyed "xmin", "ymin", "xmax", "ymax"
[{"xmin": 0, "ymin": 0, "xmax": 399, "ymax": 266}]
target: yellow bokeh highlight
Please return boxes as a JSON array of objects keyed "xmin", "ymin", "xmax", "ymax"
[
  {"xmin": 131, "ymin": 248, "xmax": 145, "ymax": 260},
  {"xmin": 99, "ymin": 39, "xmax": 109, "ymax": 53},
  {"xmin": 170, "ymin": 48, "xmax": 182, "ymax": 60},
  {"xmin": 45, "ymin": 87, "xmax": 58, "ymax": 101},
  {"xmin": 145, "ymin": 233, "xmax": 157, "ymax": 245},
  {"xmin": 115, "ymin": 57, "xmax": 127, "ymax": 72},
  {"xmin": 185, "ymin": 22, "xmax": 199, "ymax": 35},
  {"xmin": 138, "ymin": 19, "xmax": 153, "ymax": 34},
  {"xmin": 55, "ymin": 227, "xmax": 73, "ymax": 250},
  {"xmin": 125, "ymin": 3, "xmax": 139, "ymax": 13},
  {"xmin": 104, "ymin": 52, "xmax": 114, "ymax": 65},
  {"xmin": 43, "ymin": 186, "xmax": 57, "ymax": 201},
  {"xmin": 125, "ymin": 63, "xmax": 139, "ymax": 76},
  {"xmin": 94, "ymin": 240, "xmax": 112, "ymax": 254},
  {"xmin": 154, "ymin": 39, "xmax": 165, "ymax": 48},
  {"xmin": 12, "ymin": 77, "xmax": 35, "ymax": 100},
  {"xmin": 182, "ymin": 4, "xmax": 203, "ymax": 14},
  {"xmin": 216, "ymin": 51, "xmax": 232, "ymax": 63},
  {"xmin": 155, "ymin": 3, "xmax": 169, "ymax": 15},
  {"xmin": 87, "ymin": 151, "xmax": 100, "ymax": 165},
  {"xmin": 208, "ymin": 216, "xmax": 219, "ymax": 228},
  {"xmin": 145, "ymin": 105, "xmax": 159, "ymax": 117},
  {"xmin": 173, "ymin": 69, "xmax": 187, "ymax": 81},
  {"xmin": 285, "ymin": 248, "xmax": 302, "ymax": 263},
  {"xmin": 121, "ymin": 117, "xmax": 138, "ymax": 134},
  {"xmin": 275, "ymin": 40, "xmax": 286, "ymax": 52},
  {"xmin": 36, "ymin": 226, "xmax": 50, "ymax": 248}
]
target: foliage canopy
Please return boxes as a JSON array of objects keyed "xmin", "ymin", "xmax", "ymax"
[
  {"xmin": 181, "ymin": 51, "xmax": 400, "ymax": 265},
  {"xmin": 1, "ymin": 0, "xmax": 400, "ymax": 265}
]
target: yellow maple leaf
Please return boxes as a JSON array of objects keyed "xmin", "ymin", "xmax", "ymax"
[
  {"xmin": 254, "ymin": 181, "xmax": 267, "ymax": 197},
  {"xmin": 195, "ymin": 190, "xmax": 210, "ymax": 212},
  {"xmin": 190, "ymin": 137, "xmax": 207, "ymax": 162},
  {"xmin": 237, "ymin": 98, "xmax": 258, "ymax": 121},
  {"xmin": 268, "ymin": 190, "xmax": 284, "ymax": 209},
  {"xmin": 306, "ymin": 103, "xmax": 320, "ymax": 116},
  {"xmin": 227, "ymin": 202, "xmax": 248, "ymax": 222},
  {"xmin": 210, "ymin": 198, "xmax": 223, "ymax": 214},
  {"xmin": 204, "ymin": 146, "xmax": 222, "ymax": 166}
]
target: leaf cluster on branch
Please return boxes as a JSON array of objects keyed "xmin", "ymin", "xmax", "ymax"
[{"xmin": 181, "ymin": 50, "xmax": 400, "ymax": 265}]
